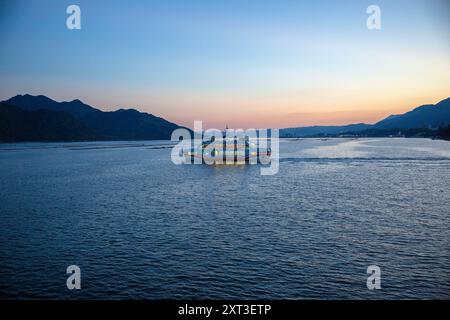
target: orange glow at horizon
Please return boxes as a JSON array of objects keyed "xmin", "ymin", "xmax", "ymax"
[{"xmin": 151, "ymin": 90, "xmax": 450, "ymax": 130}]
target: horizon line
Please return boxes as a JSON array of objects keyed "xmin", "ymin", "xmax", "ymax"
[{"xmin": 1, "ymin": 93, "xmax": 449, "ymax": 130}]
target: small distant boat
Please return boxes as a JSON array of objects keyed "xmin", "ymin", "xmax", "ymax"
[{"xmin": 183, "ymin": 132, "xmax": 271, "ymax": 165}]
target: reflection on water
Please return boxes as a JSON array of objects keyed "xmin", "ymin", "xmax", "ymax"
[{"xmin": 0, "ymin": 138, "xmax": 449, "ymax": 299}]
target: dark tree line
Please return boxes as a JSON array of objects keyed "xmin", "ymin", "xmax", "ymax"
[{"xmin": 437, "ymin": 125, "xmax": 450, "ymax": 140}]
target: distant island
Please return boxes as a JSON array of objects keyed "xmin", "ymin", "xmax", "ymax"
[
  {"xmin": 1, "ymin": 94, "xmax": 450, "ymax": 142},
  {"xmin": 281, "ymin": 97, "xmax": 450, "ymax": 140},
  {"xmin": 0, "ymin": 94, "xmax": 188, "ymax": 142}
]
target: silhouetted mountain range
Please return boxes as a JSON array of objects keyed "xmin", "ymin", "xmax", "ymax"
[
  {"xmin": 2, "ymin": 94, "xmax": 450, "ymax": 142},
  {"xmin": 373, "ymin": 98, "xmax": 450, "ymax": 129},
  {"xmin": 281, "ymin": 123, "xmax": 372, "ymax": 137},
  {"xmin": 281, "ymin": 97, "xmax": 450, "ymax": 137},
  {"xmin": 4, "ymin": 94, "xmax": 97, "ymax": 118},
  {"xmin": 0, "ymin": 94, "xmax": 186, "ymax": 142}
]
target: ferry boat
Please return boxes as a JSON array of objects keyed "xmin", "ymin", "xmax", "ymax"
[{"xmin": 183, "ymin": 130, "xmax": 271, "ymax": 165}]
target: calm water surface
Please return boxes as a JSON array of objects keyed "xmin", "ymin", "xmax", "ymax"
[{"xmin": 0, "ymin": 138, "xmax": 449, "ymax": 299}]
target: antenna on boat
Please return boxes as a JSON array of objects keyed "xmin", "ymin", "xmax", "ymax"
[{"xmin": 223, "ymin": 124, "xmax": 229, "ymax": 138}]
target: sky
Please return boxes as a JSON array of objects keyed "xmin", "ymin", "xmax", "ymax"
[{"xmin": 0, "ymin": 0, "xmax": 449, "ymax": 129}]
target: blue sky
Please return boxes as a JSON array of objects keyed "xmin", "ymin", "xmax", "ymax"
[{"xmin": 0, "ymin": 0, "xmax": 449, "ymax": 128}]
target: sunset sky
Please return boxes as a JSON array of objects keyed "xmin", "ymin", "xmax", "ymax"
[{"xmin": 0, "ymin": 0, "xmax": 449, "ymax": 129}]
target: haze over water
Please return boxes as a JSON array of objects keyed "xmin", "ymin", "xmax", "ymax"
[{"xmin": 1, "ymin": 138, "xmax": 449, "ymax": 299}]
